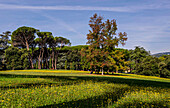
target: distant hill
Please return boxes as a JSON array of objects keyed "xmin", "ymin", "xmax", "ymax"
[{"xmin": 152, "ymin": 52, "xmax": 170, "ymax": 57}]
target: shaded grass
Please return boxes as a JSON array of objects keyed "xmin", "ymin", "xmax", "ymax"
[
  {"xmin": 0, "ymin": 70, "xmax": 169, "ymax": 82},
  {"xmin": 0, "ymin": 73, "xmax": 169, "ymax": 88},
  {"xmin": 0, "ymin": 76, "xmax": 80, "ymax": 90}
]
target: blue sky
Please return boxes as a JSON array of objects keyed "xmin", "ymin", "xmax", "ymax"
[{"xmin": 0, "ymin": 0, "xmax": 170, "ymax": 54}]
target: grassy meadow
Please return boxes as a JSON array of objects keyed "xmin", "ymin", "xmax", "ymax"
[{"xmin": 0, "ymin": 70, "xmax": 169, "ymax": 108}]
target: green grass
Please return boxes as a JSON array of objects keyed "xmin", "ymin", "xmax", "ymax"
[
  {"xmin": 0, "ymin": 70, "xmax": 169, "ymax": 107},
  {"xmin": 111, "ymin": 89, "xmax": 169, "ymax": 108},
  {"xmin": 0, "ymin": 81, "xmax": 129, "ymax": 107}
]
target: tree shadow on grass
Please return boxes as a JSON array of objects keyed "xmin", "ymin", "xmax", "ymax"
[
  {"xmin": 0, "ymin": 73, "xmax": 170, "ymax": 89},
  {"xmin": 0, "ymin": 74, "xmax": 80, "ymax": 90},
  {"xmin": 75, "ymin": 76, "xmax": 170, "ymax": 88},
  {"xmin": 37, "ymin": 88, "xmax": 126, "ymax": 108},
  {"xmin": 37, "ymin": 95, "xmax": 110, "ymax": 108},
  {"xmin": 0, "ymin": 82, "xmax": 69, "ymax": 90}
]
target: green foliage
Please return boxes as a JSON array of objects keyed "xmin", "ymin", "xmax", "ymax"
[
  {"xmin": 158, "ymin": 56, "xmax": 170, "ymax": 78},
  {"xmin": 0, "ymin": 31, "xmax": 11, "ymax": 50},
  {"xmin": 12, "ymin": 26, "xmax": 38, "ymax": 50},
  {"xmin": 22, "ymin": 55, "xmax": 30, "ymax": 69},
  {"xmin": 0, "ymin": 31, "xmax": 11, "ymax": 70},
  {"xmin": 70, "ymin": 62, "xmax": 75, "ymax": 70},
  {"xmin": 80, "ymin": 47, "xmax": 90, "ymax": 70},
  {"xmin": 130, "ymin": 47, "xmax": 170, "ymax": 78},
  {"xmin": 67, "ymin": 50, "xmax": 81, "ymax": 70},
  {"xmin": 63, "ymin": 45, "xmax": 88, "ymax": 51},
  {"xmin": 11, "ymin": 26, "xmax": 39, "ymax": 69},
  {"xmin": 5, "ymin": 47, "xmax": 29, "ymax": 70},
  {"xmin": 129, "ymin": 46, "xmax": 149, "ymax": 74},
  {"xmin": 57, "ymin": 36, "xmax": 71, "ymax": 48},
  {"xmin": 108, "ymin": 49, "xmax": 129, "ymax": 72},
  {"xmin": 139, "ymin": 56, "xmax": 160, "ymax": 76},
  {"xmin": 130, "ymin": 46, "xmax": 150, "ymax": 64},
  {"xmin": 56, "ymin": 52, "xmax": 67, "ymax": 69}
]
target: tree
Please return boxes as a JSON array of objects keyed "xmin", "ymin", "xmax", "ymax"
[
  {"xmin": 67, "ymin": 50, "xmax": 81, "ymax": 70},
  {"xmin": 129, "ymin": 46, "xmax": 150, "ymax": 73},
  {"xmin": 0, "ymin": 31, "xmax": 11, "ymax": 70},
  {"xmin": 158, "ymin": 55, "xmax": 170, "ymax": 78},
  {"xmin": 80, "ymin": 47, "xmax": 90, "ymax": 71},
  {"xmin": 35, "ymin": 32, "xmax": 71, "ymax": 70},
  {"xmin": 48, "ymin": 36, "xmax": 71, "ymax": 70},
  {"xmin": 128, "ymin": 46, "xmax": 170, "ymax": 78},
  {"xmin": 85, "ymin": 13, "xmax": 127, "ymax": 75},
  {"xmin": 130, "ymin": 46, "xmax": 149, "ymax": 64},
  {"xmin": 48, "ymin": 36, "xmax": 56, "ymax": 69},
  {"xmin": 139, "ymin": 56, "xmax": 160, "ymax": 76},
  {"xmin": 36, "ymin": 32, "xmax": 53, "ymax": 69},
  {"xmin": 58, "ymin": 37, "xmax": 71, "ymax": 48},
  {"xmin": 0, "ymin": 31, "xmax": 11, "ymax": 50},
  {"xmin": 12, "ymin": 26, "xmax": 39, "ymax": 69},
  {"xmin": 5, "ymin": 47, "xmax": 29, "ymax": 70},
  {"xmin": 108, "ymin": 49, "xmax": 129, "ymax": 73}
]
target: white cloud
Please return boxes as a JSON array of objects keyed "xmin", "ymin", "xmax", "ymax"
[
  {"xmin": 0, "ymin": 4, "xmax": 132, "ymax": 12},
  {"xmin": 0, "ymin": 3, "xmax": 169, "ymax": 12}
]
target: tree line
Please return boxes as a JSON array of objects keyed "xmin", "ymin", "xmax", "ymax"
[
  {"xmin": 0, "ymin": 13, "xmax": 169, "ymax": 78},
  {"xmin": 129, "ymin": 46, "xmax": 170, "ymax": 78}
]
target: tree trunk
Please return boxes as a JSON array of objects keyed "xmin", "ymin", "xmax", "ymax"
[
  {"xmin": 36, "ymin": 59, "xmax": 38, "ymax": 69},
  {"xmin": 38, "ymin": 55, "xmax": 41, "ymax": 69},
  {"xmin": 116, "ymin": 66, "xmax": 118, "ymax": 73},
  {"xmin": 30, "ymin": 57, "xmax": 34, "ymax": 69},
  {"xmin": 54, "ymin": 51, "xmax": 59, "ymax": 70},
  {"xmin": 55, "ymin": 56, "xmax": 57, "ymax": 70},
  {"xmin": 41, "ymin": 48, "xmax": 44, "ymax": 69},
  {"xmin": 46, "ymin": 57, "xmax": 48, "ymax": 69},
  {"xmin": 52, "ymin": 52, "xmax": 54, "ymax": 69},
  {"xmin": 26, "ymin": 41, "xmax": 34, "ymax": 69},
  {"xmin": 46, "ymin": 48, "xmax": 50, "ymax": 69},
  {"xmin": 102, "ymin": 67, "xmax": 104, "ymax": 75},
  {"xmin": 107, "ymin": 69, "xmax": 109, "ymax": 74},
  {"xmin": 26, "ymin": 41, "xmax": 29, "ymax": 51},
  {"xmin": 51, "ymin": 59, "xmax": 53, "ymax": 69}
]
